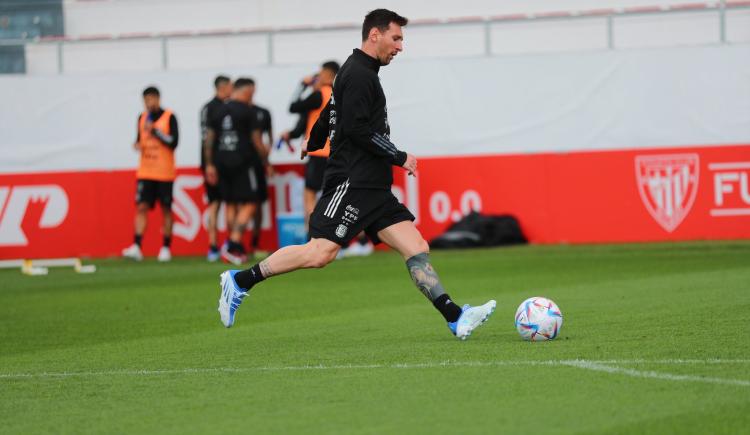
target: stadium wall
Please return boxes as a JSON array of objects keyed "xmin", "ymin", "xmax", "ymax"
[{"xmin": 0, "ymin": 44, "xmax": 748, "ymax": 258}]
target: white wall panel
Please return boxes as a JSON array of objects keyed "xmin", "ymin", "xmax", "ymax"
[
  {"xmin": 614, "ymin": 11, "xmax": 720, "ymax": 48},
  {"xmin": 726, "ymin": 9, "xmax": 750, "ymax": 43},
  {"xmin": 167, "ymin": 35, "xmax": 269, "ymax": 70},
  {"xmin": 2, "ymin": 44, "xmax": 748, "ymax": 174},
  {"xmin": 491, "ymin": 18, "xmax": 608, "ymax": 55},
  {"xmin": 272, "ymin": 29, "xmax": 360, "ymax": 65},
  {"xmin": 25, "ymin": 44, "xmax": 59, "ymax": 75},
  {"xmin": 62, "ymin": 40, "xmax": 163, "ymax": 73},
  {"xmin": 401, "ymin": 25, "xmax": 486, "ymax": 59}
]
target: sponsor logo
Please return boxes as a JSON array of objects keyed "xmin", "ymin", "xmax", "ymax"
[
  {"xmin": 635, "ymin": 154, "xmax": 699, "ymax": 232},
  {"xmin": 708, "ymin": 161, "xmax": 750, "ymax": 217},
  {"xmin": 335, "ymin": 224, "xmax": 348, "ymax": 238},
  {"xmin": 0, "ymin": 185, "xmax": 69, "ymax": 246}
]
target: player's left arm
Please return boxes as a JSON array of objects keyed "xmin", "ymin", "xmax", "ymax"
[
  {"xmin": 263, "ymin": 110, "xmax": 274, "ymax": 151},
  {"xmin": 153, "ymin": 114, "xmax": 179, "ymax": 149},
  {"xmin": 345, "ymin": 78, "xmax": 407, "ymax": 167},
  {"xmin": 251, "ymin": 128, "xmax": 269, "ymax": 165}
]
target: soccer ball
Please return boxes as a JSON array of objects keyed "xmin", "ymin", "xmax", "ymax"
[{"xmin": 514, "ymin": 297, "xmax": 563, "ymax": 341}]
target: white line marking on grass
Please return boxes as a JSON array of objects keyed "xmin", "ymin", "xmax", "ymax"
[
  {"xmin": 561, "ymin": 360, "xmax": 750, "ymax": 388},
  {"xmin": 0, "ymin": 359, "xmax": 748, "ymax": 386}
]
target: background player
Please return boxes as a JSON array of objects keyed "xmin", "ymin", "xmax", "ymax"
[
  {"xmin": 284, "ymin": 61, "xmax": 339, "ymax": 233},
  {"xmin": 122, "ymin": 86, "xmax": 179, "ymax": 262},
  {"xmin": 247, "ymin": 79, "xmax": 273, "ymax": 258},
  {"xmin": 217, "ymin": 9, "xmax": 496, "ymax": 340},
  {"xmin": 200, "ymin": 75, "xmax": 232, "ymax": 262},
  {"xmin": 204, "ymin": 78, "xmax": 267, "ymax": 265}
]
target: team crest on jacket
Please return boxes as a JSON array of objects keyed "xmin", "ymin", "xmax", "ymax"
[
  {"xmin": 635, "ymin": 154, "xmax": 699, "ymax": 233},
  {"xmin": 335, "ymin": 224, "xmax": 348, "ymax": 238}
]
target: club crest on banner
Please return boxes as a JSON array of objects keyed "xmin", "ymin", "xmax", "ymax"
[{"xmin": 635, "ymin": 154, "xmax": 699, "ymax": 233}]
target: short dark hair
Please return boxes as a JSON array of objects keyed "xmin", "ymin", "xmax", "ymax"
[
  {"xmin": 233, "ymin": 77, "xmax": 255, "ymax": 89},
  {"xmin": 362, "ymin": 9, "xmax": 408, "ymax": 41},
  {"xmin": 321, "ymin": 61, "xmax": 340, "ymax": 75},
  {"xmin": 214, "ymin": 75, "xmax": 230, "ymax": 88},
  {"xmin": 142, "ymin": 86, "xmax": 160, "ymax": 97}
]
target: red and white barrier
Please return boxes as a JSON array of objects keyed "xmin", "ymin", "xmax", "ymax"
[{"xmin": 2, "ymin": 144, "xmax": 748, "ymax": 260}]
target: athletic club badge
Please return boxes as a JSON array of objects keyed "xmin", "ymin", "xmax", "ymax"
[
  {"xmin": 635, "ymin": 154, "xmax": 699, "ymax": 233},
  {"xmin": 335, "ymin": 224, "xmax": 348, "ymax": 238}
]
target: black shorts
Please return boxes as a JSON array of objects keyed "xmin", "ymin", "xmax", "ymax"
[
  {"xmin": 218, "ymin": 163, "xmax": 267, "ymax": 203},
  {"xmin": 309, "ymin": 181, "xmax": 415, "ymax": 246},
  {"xmin": 305, "ymin": 156, "xmax": 327, "ymax": 192},
  {"xmin": 204, "ymin": 181, "xmax": 221, "ymax": 203},
  {"xmin": 136, "ymin": 179, "xmax": 173, "ymax": 210}
]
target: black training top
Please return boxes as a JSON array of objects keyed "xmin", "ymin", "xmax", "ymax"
[
  {"xmin": 250, "ymin": 105, "xmax": 272, "ymax": 134},
  {"xmin": 308, "ymin": 48, "xmax": 407, "ymax": 190},
  {"xmin": 208, "ymin": 100, "xmax": 260, "ymax": 170},
  {"xmin": 200, "ymin": 96, "xmax": 225, "ymax": 169}
]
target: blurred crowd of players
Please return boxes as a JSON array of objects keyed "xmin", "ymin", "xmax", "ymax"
[{"xmin": 121, "ymin": 60, "xmax": 374, "ymax": 264}]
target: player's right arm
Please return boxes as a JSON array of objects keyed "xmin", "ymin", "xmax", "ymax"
[
  {"xmin": 289, "ymin": 91, "xmax": 323, "ymax": 114},
  {"xmin": 134, "ymin": 114, "xmax": 141, "ymax": 150}
]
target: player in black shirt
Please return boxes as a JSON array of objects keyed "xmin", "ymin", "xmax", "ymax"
[
  {"xmin": 204, "ymin": 78, "xmax": 268, "ymax": 265},
  {"xmin": 201, "ymin": 75, "xmax": 232, "ymax": 262},
  {"xmin": 247, "ymin": 79, "xmax": 273, "ymax": 257},
  {"xmin": 217, "ymin": 10, "xmax": 496, "ymax": 340}
]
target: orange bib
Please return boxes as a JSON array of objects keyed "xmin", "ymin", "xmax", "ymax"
[
  {"xmin": 306, "ymin": 85, "xmax": 332, "ymax": 158},
  {"xmin": 136, "ymin": 109, "xmax": 176, "ymax": 181}
]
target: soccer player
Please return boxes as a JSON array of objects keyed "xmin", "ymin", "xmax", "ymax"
[
  {"xmin": 217, "ymin": 9, "xmax": 496, "ymax": 340},
  {"xmin": 204, "ymin": 78, "xmax": 267, "ymax": 265},
  {"xmin": 247, "ymin": 79, "xmax": 273, "ymax": 257},
  {"xmin": 122, "ymin": 86, "xmax": 179, "ymax": 262},
  {"xmin": 201, "ymin": 75, "xmax": 232, "ymax": 262},
  {"xmin": 283, "ymin": 61, "xmax": 339, "ymax": 232}
]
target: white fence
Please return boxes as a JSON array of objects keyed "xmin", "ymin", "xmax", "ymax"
[{"xmin": 8, "ymin": 1, "xmax": 750, "ymax": 75}]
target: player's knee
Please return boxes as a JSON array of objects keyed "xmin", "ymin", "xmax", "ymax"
[
  {"xmin": 306, "ymin": 241, "xmax": 339, "ymax": 268},
  {"xmin": 416, "ymin": 238, "xmax": 430, "ymax": 255}
]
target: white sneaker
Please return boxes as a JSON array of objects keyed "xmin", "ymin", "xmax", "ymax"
[
  {"xmin": 355, "ymin": 242, "xmax": 374, "ymax": 256},
  {"xmin": 122, "ymin": 244, "xmax": 143, "ymax": 261},
  {"xmin": 449, "ymin": 300, "xmax": 497, "ymax": 340},
  {"xmin": 157, "ymin": 246, "xmax": 172, "ymax": 262},
  {"xmin": 342, "ymin": 242, "xmax": 374, "ymax": 258}
]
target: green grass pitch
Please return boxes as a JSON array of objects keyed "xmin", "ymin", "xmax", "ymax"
[{"xmin": 1, "ymin": 241, "xmax": 749, "ymax": 434}]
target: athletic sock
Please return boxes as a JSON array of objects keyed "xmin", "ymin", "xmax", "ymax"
[
  {"xmin": 356, "ymin": 234, "xmax": 369, "ymax": 245},
  {"xmin": 434, "ymin": 294, "xmax": 463, "ymax": 323},
  {"xmin": 134, "ymin": 234, "xmax": 143, "ymax": 247},
  {"xmin": 209, "ymin": 244, "xmax": 218, "ymax": 253},
  {"xmin": 163, "ymin": 235, "xmax": 171, "ymax": 248},
  {"xmin": 234, "ymin": 264, "xmax": 265, "ymax": 290}
]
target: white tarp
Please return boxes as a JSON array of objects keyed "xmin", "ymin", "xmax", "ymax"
[{"xmin": 1, "ymin": 44, "xmax": 748, "ymax": 174}]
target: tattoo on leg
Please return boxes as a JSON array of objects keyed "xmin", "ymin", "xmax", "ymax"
[
  {"xmin": 406, "ymin": 253, "xmax": 446, "ymax": 302},
  {"xmin": 259, "ymin": 259, "xmax": 274, "ymax": 278}
]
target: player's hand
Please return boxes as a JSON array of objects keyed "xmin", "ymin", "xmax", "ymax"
[
  {"xmin": 266, "ymin": 164, "xmax": 275, "ymax": 177},
  {"xmin": 403, "ymin": 153, "xmax": 418, "ymax": 177},
  {"xmin": 205, "ymin": 164, "xmax": 218, "ymax": 186},
  {"xmin": 300, "ymin": 139, "xmax": 308, "ymax": 160},
  {"xmin": 281, "ymin": 131, "xmax": 290, "ymax": 142}
]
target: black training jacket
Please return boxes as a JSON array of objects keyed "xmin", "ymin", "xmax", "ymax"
[{"xmin": 308, "ymin": 49, "xmax": 407, "ymax": 190}]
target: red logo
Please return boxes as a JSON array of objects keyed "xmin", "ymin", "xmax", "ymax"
[{"xmin": 635, "ymin": 154, "xmax": 700, "ymax": 232}]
